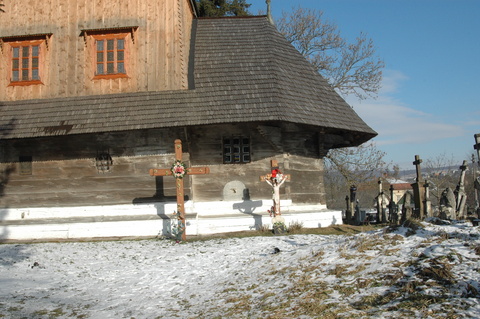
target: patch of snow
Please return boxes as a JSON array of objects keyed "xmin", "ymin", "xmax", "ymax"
[{"xmin": 0, "ymin": 221, "xmax": 479, "ymax": 318}]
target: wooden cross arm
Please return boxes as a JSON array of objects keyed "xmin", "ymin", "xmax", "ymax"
[
  {"xmin": 149, "ymin": 167, "xmax": 210, "ymax": 176},
  {"xmin": 188, "ymin": 167, "xmax": 210, "ymax": 175},
  {"xmin": 259, "ymin": 174, "xmax": 291, "ymax": 182},
  {"xmin": 150, "ymin": 168, "xmax": 173, "ymax": 176}
]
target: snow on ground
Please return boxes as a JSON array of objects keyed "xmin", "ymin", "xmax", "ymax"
[{"xmin": 1, "ymin": 219, "xmax": 479, "ymax": 319}]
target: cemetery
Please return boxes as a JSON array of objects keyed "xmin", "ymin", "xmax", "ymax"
[{"xmin": 344, "ymin": 133, "xmax": 480, "ymax": 228}]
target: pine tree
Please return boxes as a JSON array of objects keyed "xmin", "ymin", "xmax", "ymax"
[{"xmin": 196, "ymin": 0, "xmax": 251, "ymax": 17}]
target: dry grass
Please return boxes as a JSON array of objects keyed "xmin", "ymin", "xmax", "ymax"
[
  {"xmin": 418, "ymin": 258, "xmax": 455, "ymax": 285},
  {"xmin": 188, "ymin": 224, "xmax": 381, "ymax": 242},
  {"xmin": 287, "ymin": 220, "xmax": 304, "ymax": 233},
  {"xmin": 474, "ymin": 245, "xmax": 480, "ymax": 256}
]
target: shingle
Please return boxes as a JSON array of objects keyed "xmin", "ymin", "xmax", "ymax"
[{"xmin": 0, "ymin": 16, "xmax": 376, "ymax": 147}]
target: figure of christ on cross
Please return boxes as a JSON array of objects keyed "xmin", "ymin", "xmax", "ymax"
[
  {"xmin": 149, "ymin": 139, "xmax": 210, "ymax": 241},
  {"xmin": 260, "ymin": 160, "xmax": 291, "ymax": 218}
]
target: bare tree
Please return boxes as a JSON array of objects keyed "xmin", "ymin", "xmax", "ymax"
[
  {"xmin": 324, "ymin": 143, "xmax": 387, "ymax": 208},
  {"xmin": 276, "ymin": 6, "xmax": 384, "ymax": 100},
  {"xmin": 325, "ymin": 143, "xmax": 386, "ymax": 185},
  {"xmin": 275, "ymin": 6, "xmax": 386, "ymax": 208}
]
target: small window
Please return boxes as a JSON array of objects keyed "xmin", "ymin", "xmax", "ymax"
[
  {"xmin": 223, "ymin": 137, "xmax": 251, "ymax": 164},
  {"xmin": 96, "ymin": 37, "xmax": 125, "ymax": 76},
  {"xmin": 6, "ymin": 39, "xmax": 46, "ymax": 86},
  {"xmin": 95, "ymin": 152, "xmax": 113, "ymax": 173},
  {"xmin": 19, "ymin": 156, "xmax": 33, "ymax": 175},
  {"xmin": 90, "ymin": 32, "xmax": 129, "ymax": 79}
]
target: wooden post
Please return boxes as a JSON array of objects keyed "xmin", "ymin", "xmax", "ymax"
[{"xmin": 149, "ymin": 139, "xmax": 210, "ymax": 241}]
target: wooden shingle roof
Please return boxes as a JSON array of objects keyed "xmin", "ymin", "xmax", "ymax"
[{"xmin": 0, "ymin": 16, "xmax": 376, "ymax": 147}]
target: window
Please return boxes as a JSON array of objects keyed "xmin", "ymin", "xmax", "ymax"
[
  {"xmin": 19, "ymin": 156, "xmax": 33, "ymax": 175},
  {"xmin": 81, "ymin": 27, "xmax": 136, "ymax": 80},
  {"xmin": 94, "ymin": 35, "xmax": 126, "ymax": 77},
  {"xmin": 2, "ymin": 35, "xmax": 50, "ymax": 86},
  {"xmin": 223, "ymin": 137, "xmax": 251, "ymax": 164},
  {"xmin": 95, "ymin": 151, "xmax": 113, "ymax": 173},
  {"xmin": 12, "ymin": 43, "xmax": 40, "ymax": 82}
]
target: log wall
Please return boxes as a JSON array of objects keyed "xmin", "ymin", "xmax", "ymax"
[
  {"xmin": 0, "ymin": 128, "xmax": 188, "ymax": 208},
  {"xmin": 0, "ymin": 123, "xmax": 327, "ymax": 209},
  {"xmin": 187, "ymin": 123, "xmax": 326, "ymax": 204}
]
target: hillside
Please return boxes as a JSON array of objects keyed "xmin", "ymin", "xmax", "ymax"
[{"xmin": 0, "ymin": 219, "xmax": 479, "ymax": 318}]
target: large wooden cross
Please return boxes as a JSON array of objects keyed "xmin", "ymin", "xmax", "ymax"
[{"xmin": 149, "ymin": 139, "xmax": 210, "ymax": 241}]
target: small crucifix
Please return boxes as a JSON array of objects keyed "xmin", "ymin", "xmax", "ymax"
[
  {"xmin": 149, "ymin": 139, "xmax": 210, "ymax": 241},
  {"xmin": 260, "ymin": 160, "xmax": 291, "ymax": 218}
]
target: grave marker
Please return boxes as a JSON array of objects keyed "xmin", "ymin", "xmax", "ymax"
[
  {"xmin": 260, "ymin": 160, "xmax": 290, "ymax": 233},
  {"xmin": 411, "ymin": 155, "xmax": 425, "ymax": 219},
  {"xmin": 149, "ymin": 139, "xmax": 210, "ymax": 241}
]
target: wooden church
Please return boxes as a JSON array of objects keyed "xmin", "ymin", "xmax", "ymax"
[{"xmin": 0, "ymin": 0, "xmax": 376, "ymax": 241}]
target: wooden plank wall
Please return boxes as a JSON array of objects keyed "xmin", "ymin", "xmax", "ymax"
[
  {"xmin": 0, "ymin": 0, "xmax": 194, "ymax": 101},
  {"xmin": 0, "ymin": 123, "xmax": 327, "ymax": 209},
  {"xmin": 187, "ymin": 123, "xmax": 326, "ymax": 205},
  {"xmin": 0, "ymin": 127, "xmax": 189, "ymax": 208}
]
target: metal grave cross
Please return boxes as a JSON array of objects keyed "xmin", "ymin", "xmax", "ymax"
[
  {"xmin": 149, "ymin": 139, "xmax": 210, "ymax": 241},
  {"xmin": 260, "ymin": 160, "xmax": 291, "ymax": 217}
]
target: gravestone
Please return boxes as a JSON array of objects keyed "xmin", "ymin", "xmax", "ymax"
[
  {"xmin": 389, "ymin": 184, "xmax": 398, "ymax": 225},
  {"xmin": 475, "ymin": 134, "xmax": 480, "ymax": 218},
  {"xmin": 411, "ymin": 155, "xmax": 425, "ymax": 219},
  {"xmin": 423, "ymin": 180, "xmax": 432, "ymax": 218},
  {"xmin": 439, "ymin": 187, "xmax": 456, "ymax": 220},
  {"xmin": 375, "ymin": 179, "xmax": 389, "ymax": 223},
  {"xmin": 454, "ymin": 160, "xmax": 468, "ymax": 218},
  {"xmin": 400, "ymin": 190, "xmax": 414, "ymax": 223}
]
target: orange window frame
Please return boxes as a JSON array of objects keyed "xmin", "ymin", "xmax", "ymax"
[
  {"xmin": 91, "ymin": 33, "xmax": 129, "ymax": 80},
  {"xmin": 7, "ymin": 39, "xmax": 44, "ymax": 86}
]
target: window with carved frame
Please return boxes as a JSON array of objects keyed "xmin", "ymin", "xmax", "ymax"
[
  {"xmin": 3, "ymin": 36, "xmax": 48, "ymax": 86},
  {"xmin": 91, "ymin": 32, "xmax": 129, "ymax": 79}
]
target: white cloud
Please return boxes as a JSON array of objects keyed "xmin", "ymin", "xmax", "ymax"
[
  {"xmin": 378, "ymin": 69, "xmax": 409, "ymax": 94},
  {"xmin": 347, "ymin": 69, "xmax": 465, "ymax": 146}
]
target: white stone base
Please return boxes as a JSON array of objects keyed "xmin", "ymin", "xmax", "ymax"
[{"xmin": 0, "ymin": 200, "xmax": 342, "ymax": 242}]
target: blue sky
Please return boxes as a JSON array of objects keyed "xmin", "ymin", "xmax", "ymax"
[{"xmin": 249, "ymin": 0, "xmax": 480, "ymax": 169}]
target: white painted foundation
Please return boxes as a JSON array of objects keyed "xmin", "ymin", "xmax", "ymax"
[{"xmin": 0, "ymin": 200, "xmax": 342, "ymax": 242}]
